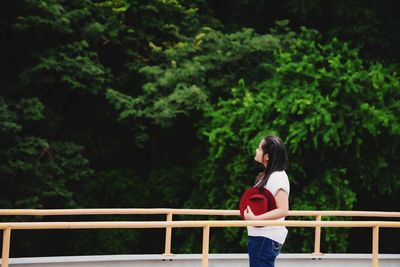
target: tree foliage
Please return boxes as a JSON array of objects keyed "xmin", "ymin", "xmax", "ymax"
[
  {"xmin": 136, "ymin": 22, "xmax": 400, "ymax": 252},
  {"xmin": 0, "ymin": 97, "xmax": 93, "ymax": 209},
  {"xmin": 1, "ymin": 0, "xmax": 399, "ymax": 257},
  {"xmin": 208, "ymin": 0, "xmax": 400, "ymax": 62}
]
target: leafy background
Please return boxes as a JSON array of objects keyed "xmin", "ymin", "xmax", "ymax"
[{"xmin": 1, "ymin": 0, "xmax": 399, "ymax": 256}]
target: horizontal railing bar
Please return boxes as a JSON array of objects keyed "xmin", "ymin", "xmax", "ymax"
[
  {"xmin": 0, "ymin": 208, "xmax": 177, "ymax": 216},
  {"xmin": 288, "ymin": 210, "xmax": 400, "ymax": 217},
  {"xmin": 1, "ymin": 209, "xmax": 400, "ymax": 217},
  {"xmin": 1, "ymin": 220, "xmax": 400, "ymax": 230},
  {"xmin": 0, "ymin": 209, "xmax": 238, "ymax": 216}
]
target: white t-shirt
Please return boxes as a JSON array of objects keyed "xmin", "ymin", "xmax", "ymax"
[{"xmin": 247, "ymin": 170, "xmax": 290, "ymax": 244}]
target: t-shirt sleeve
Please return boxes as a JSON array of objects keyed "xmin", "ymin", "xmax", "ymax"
[{"xmin": 265, "ymin": 172, "xmax": 290, "ymax": 196}]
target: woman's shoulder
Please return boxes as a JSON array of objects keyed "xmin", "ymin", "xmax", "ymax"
[
  {"xmin": 269, "ymin": 170, "xmax": 288, "ymax": 180},
  {"xmin": 266, "ymin": 170, "xmax": 290, "ymax": 195}
]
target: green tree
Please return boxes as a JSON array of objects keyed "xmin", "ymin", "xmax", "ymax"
[
  {"xmin": 207, "ymin": 0, "xmax": 400, "ymax": 62},
  {"xmin": 0, "ymin": 0, "xmax": 219, "ymax": 256},
  {"xmin": 135, "ymin": 22, "xmax": 400, "ymax": 252},
  {"xmin": 0, "ymin": 97, "xmax": 93, "ymax": 209},
  {"xmin": 1, "ymin": 0, "xmax": 399, "ymax": 257}
]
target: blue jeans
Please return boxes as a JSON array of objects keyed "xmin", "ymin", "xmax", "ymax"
[{"xmin": 248, "ymin": 236, "xmax": 282, "ymax": 267}]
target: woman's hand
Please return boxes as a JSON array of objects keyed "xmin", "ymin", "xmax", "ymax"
[
  {"xmin": 246, "ymin": 189, "xmax": 289, "ymax": 221},
  {"xmin": 244, "ymin": 206, "xmax": 258, "ymax": 220}
]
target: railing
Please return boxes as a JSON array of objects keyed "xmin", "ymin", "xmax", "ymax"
[{"xmin": 1, "ymin": 209, "xmax": 400, "ymax": 267}]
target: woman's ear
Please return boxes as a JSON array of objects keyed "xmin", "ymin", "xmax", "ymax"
[{"xmin": 264, "ymin": 154, "xmax": 269, "ymax": 163}]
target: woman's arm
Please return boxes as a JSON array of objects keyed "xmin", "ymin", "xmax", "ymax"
[{"xmin": 244, "ymin": 189, "xmax": 289, "ymax": 220}]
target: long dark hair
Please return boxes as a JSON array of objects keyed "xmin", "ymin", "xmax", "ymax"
[{"xmin": 255, "ymin": 136, "xmax": 289, "ymax": 189}]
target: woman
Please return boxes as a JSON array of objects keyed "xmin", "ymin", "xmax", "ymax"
[{"xmin": 245, "ymin": 135, "xmax": 290, "ymax": 267}]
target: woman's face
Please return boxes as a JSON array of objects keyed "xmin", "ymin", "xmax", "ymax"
[{"xmin": 254, "ymin": 139, "xmax": 268, "ymax": 166}]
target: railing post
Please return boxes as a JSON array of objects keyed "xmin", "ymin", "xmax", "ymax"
[
  {"xmin": 202, "ymin": 226, "xmax": 210, "ymax": 267},
  {"xmin": 2, "ymin": 227, "xmax": 11, "ymax": 267},
  {"xmin": 312, "ymin": 215, "xmax": 322, "ymax": 255},
  {"xmin": 372, "ymin": 226, "xmax": 379, "ymax": 267},
  {"xmin": 163, "ymin": 212, "xmax": 173, "ymax": 256}
]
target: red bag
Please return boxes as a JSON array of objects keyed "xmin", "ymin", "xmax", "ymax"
[{"xmin": 239, "ymin": 187, "xmax": 277, "ymax": 220}]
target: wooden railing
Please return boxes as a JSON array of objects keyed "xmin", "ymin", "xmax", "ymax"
[{"xmin": 1, "ymin": 209, "xmax": 400, "ymax": 267}]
